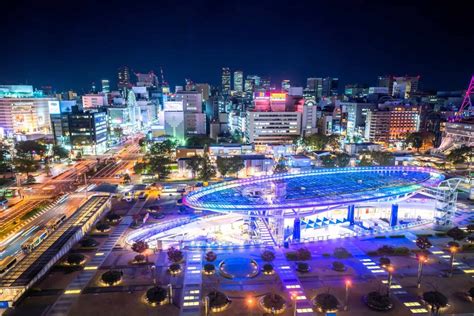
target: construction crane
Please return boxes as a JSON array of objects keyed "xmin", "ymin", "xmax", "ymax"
[{"xmin": 454, "ymin": 75, "xmax": 474, "ymax": 120}]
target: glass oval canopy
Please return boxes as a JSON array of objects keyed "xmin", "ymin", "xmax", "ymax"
[{"xmin": 183, "ymin": 166, "xmax": 444, "ymax": 214}]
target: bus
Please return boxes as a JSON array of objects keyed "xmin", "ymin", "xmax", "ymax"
[
  {"xmin": 21, "ymin": 229, "xmax": 49, "ymax": 253},
  {"xmin": 162, "ymin": 185, "xmax": 177, "ymax": 193},
  {"xmin": 45, "ymin": 214, "xmax": 67, "ymax": 230},
  {"xmin": 0, "ymin": 255, "xmax": 17, "ymax": 274}
]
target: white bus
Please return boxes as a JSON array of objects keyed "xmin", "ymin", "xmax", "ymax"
[
  {"xmin": 21, "ymin": 229, "xmax": 49, "ymax": 253},
  {"xmin": 45, "ymin": 214, "xmax": 67, "ymax": 230}
]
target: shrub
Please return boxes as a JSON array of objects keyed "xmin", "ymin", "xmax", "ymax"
[
  {"xmin": 364, "ymin": 291, "xmax": 393, "ymax": 311},
  {"xmin": 377, "ymin": 245, "xmax": 394, "ymax": 255},
  {"xmin": 379, "ymin": 257, "xmax": 391, "ymax": 267},
  {"xmin": 262, "ymin": 293, "xmax": 285, "ymax": 310},
  {"xmin": 66, "ymin": 253, "xmax": 85, "ymax": 265},
  {"xmin": 296, "ymin": 262, "xmax": 310, "ymax": 272},
  {"xmin": 205, "ymin": 251, "xmax": 217, "ymax": 262},
  {"xmin": 134, "ymin": 254, "xmax": 146, "ymax": 263},
  {"xmin": 101, "ymin": 270, "xmax": 122, "ymax": 286},
  {"xmin": 203, "ymin": 263, "xmax": 215, "ymax": 273},
  {"xmin": 261, "ymin": 250, "xmax": 275, "ymax": 262},
  {"xmin": 423, "ymin": 291, "xmax": 448, "ymax": 314},
  {"xmin": 207, "ymin": 290, "xmax": 230, "ymax": 309},
  {"xmin": 416, "ymin": 236, "xmax": 432, "ymax": 250},
  {"xmin": 393, "ymin": 247, "xmax": 410, "ymax": 256},
  {"xmin": 79, "ymin": 237, "xmax": 98, "ymax": 248},
  {"xmin": 314, "ymin": 293, "xmax": 339, "ymax": 312},
  {"xmin": 95, "ymin": 222, "xmax": 110, "ymax": 232},
  {"xmin": 263, "ymin": 263, "xmax": 274, "ymax": 274},
  {"xmin": 169, "ymin": 263, "xmax": 181, "ymax": 273},
  {"xmin": 333, "ymin": 247, "xmax": 351, "ymax": 259},
  {"xmin": 132, "ymin": 240, "xmax": 149, "ymax": 254},
  {"xmin": 167, "ymin": 247, "xmax": 183, "ymax": 263},
  {"xmin": 332, "ymin": 261, "xmax": 345, "ymax": 272},
  {"xmin": 146, "ymin": 286, "xmax": 167, "ymax": 305},
  {"xmin": 447, "ymin": 227, "xmax": 466, "ymax": 241},
  {"xmin": 285, "ymin": 251, "xmax": 299, "ymax": 261},
  {"xmin": 297, "ymin": 248, "xmax": 311, "ymax": 260}
]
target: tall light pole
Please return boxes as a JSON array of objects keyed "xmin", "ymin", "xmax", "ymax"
[
  {"xmin": 416, "ymin": 255, "xmax": 427, "ymax": 288},
  {"xmin": 168, "ymin": 283, "xmax": 173, "ymax": 304},
  {"xmin": 449, "ymin": 246, "xmax": 457, "ymax": 277},
  {"xmin": 291, "ymin": 293, "xmax": 297, "ymax": 316},
  {"xmin": 150, "ymin": 264, "xmax": 156, "ymax": 285},
  {"xmin": 204, "ymin": 295, "xmax": 210, "ymax": 316},
  {"xmin": 386, "ymin": 266, "xmax": 394, "ymax": 296},
  {"xmin": 246, "ymin": 296, "xmax": 255, "ymax": 316},
  {"xmin": 344, "ymin": 279, "xmax": 351, "ymax": 311}
]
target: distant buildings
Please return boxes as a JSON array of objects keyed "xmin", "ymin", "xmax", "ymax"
[
  {"xmin": 101, "ymin": 79, "xmax": 110, "ymax": 94},
  {"xmin": 221, "ymin": 67, "xmax": 231, "ymax": 95},
  {"xmin": 117, "ymin": 66, "xmax": 132, "ymax": 90},
  {"xmin": 82, "ymin": 94, "xmax": 106, "ymax": 109},
  {"xmin": 246, "ymin": 111, "xmax": 301, "ymax": 145},
  {"xmin": 233, "ymin": 70, "xmax": 243, "ymax": 93}
]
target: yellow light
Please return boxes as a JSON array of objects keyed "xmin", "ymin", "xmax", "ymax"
[
  {"xmin": 95, "ymin": 252, "xmax": 104, "ymax": 256},
  {"xmin": 84, "ymin": 266, "xmax": 98, "ymax": 270},
  {"xmin": 64, "ymin": 289, "xmax": 81, "ymax": 294}
]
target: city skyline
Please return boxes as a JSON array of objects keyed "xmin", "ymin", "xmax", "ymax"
[{"xmin": 1, "ymin": 0, "xmax": 473, "ymax": 91}]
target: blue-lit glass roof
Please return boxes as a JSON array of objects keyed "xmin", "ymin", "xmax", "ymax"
[{"xmin": 183, "ymin": 167, "xmax": 444, "ymax": 214}]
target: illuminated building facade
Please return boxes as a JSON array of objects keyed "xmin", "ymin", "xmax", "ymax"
[
  {"xmin": 221, "ymin": 67, "xmax": 231, "ymax": 95},
  {"xmin": 281, "ymin": 79, "xmax": 291, "ymax": 91},
  {"xmin": 365, "ymin": 105, "xmax": 420, "ymax": 144},
  {"xmin": 233, "ymin": 70, "xmax": 243, "ymax": 93},
  {"xmin": 377, "ymin": 75, "xmax": 394, "ymax": 96},
  {"xmin": 117, "ymin": 66, "xmax": 132, "ymax": 90},
  {"xmin": 392, "ymin": 76, "xmax": 420, "ymax": 99},
  {"xmin": 344, "ymin": 102, "xmax": 377, "ymax": 139},
  {"xmin": 68, "ymin": 110, "xmax": 108, "ymax": 155},
  {"xmin": 246, "ymin": 111, "xmax": 301, "ymax": 144},
  {"xmin": 82, "ymin": 94, "xmax": 106, "ymax": 109},
  {"xmin": 101, "ymin": 79, "xmax": 110, "ymax": 94}
]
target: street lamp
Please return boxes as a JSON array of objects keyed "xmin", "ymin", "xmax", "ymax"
[
  {"xmin": 246, "ymin": 296, "xmax": 255, "ymax": 316},
  {"xmin": 168, "ymin": 283, "xmax": 173, "ymax": 304},
  {"xmin": 386, "ymin": 266, "xmax": 394, "ymax": 296},
  {"xmin": 344, "ymin": 279, "xmax": 351, "ymax": 311},
  {"xmin": 150, "ymin": 264, "xmax": 156, "ymax": 285},
  {"xmin": 203, "ymin": 295, "xmax": 210, "ymax": 316},
  {"xmin": 449, "ymin": 246, "xmax": 458, "ymax": 277},
  {"xmin": 416, "ymin": 255, "xmax": 427, "ymax": 288},
  {"xmin": 291, "ymin": 293, "xmax": 297, "ymax": 316}
]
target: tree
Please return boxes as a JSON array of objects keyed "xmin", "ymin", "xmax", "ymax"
[
  {"xmin": 52, "ymin": 145, "xmax": 69, "ymax": 159},
  {"xmin": 198, "ymin": 153, "xmax": 216, "ymax": 181},
  {"xmin": 415, "ymin": 236, "xmax": 432, "ymax": 251},
  {"xmin": 205, "ymin": 251, "xmax": 217, "ymax": 262},
  {"xmin": 131, "ymin": 240, "xmax": 149, "ymax": 254},
  {"xmin": 320, "ymin": 155, "xmax": 336, "ymax": 167},
  {"xmin": 133, "ymin": 162, "xmax": 148, "ymax": 175},
  {"xmin": 146, "ymin": 286, "xmax": 168, "ymax": 305},
  {"xmin": 101, "ymin": 270, "xmax": 122, "ymax": 286},
  {"xmin": 167, "ymin": 247, "xmax": 183, "ymax": 263},
  {"xmin": 422, "ymin": 291, "xmax": 448, "ymax": 316},
  {"xmin": 13, "ymin": 157, "xmax": 39, "ymax": 176},
  {"xmin": 149, "ymin": 155, "xmax": 172, "ymax": 180},
  {"xmin": 261, "ymin": 250, "xmax": 275, "ymax": 262},
  {"xmin": 216, "ymin": 156, "xmax": 244, "ymax": 177},
  {"xmin": 446, "ymin": 146, "xmax": 473, "ymax": 164},
  {"xmin": 314, "ymin": 293, "xmax": 339, "ymax": 312},
  {"xmin": 187, "ymin": 156, "xmax": 203, "ymax": 179},
  {"xmin": 123, "ymin": 173, "xmax": 131, "ymax": 183},
  {"xmin": 371, "ymin": 151, "xmax": 394, "ymax": 166},
  {"xmin": 327, "ymin": 134, "xmax": 340, "ymax": 150},
  {"xmin": 335, "ymin": 153, "xmax": 350, "ymax": 167},
  {"xmin": 186, "ymin": 135, "xmax": 213, "ymax": 147},
  {"xmin": 446, "ymin": 226, "xmax": 466, "ymax": 242},
  {"xmin": 149, "ymin": 139, "xmax": 177, "ymax": 158},
  {"xmin": 406, "ymin": 132, "xmax": 423, "ymax": 152},
  {"xmin": 15, "ymin": 140, "xmax": 47, "ymax": 159},
  {"xmin": 302, "ymin": 133, "xmax": 327, "ymax": 151},
  {"xmin": 273, "ymin": 157, "xmax": 288, "ymax": 174},
  {"xmin": 66, "ymin": 253, "xmax": 85, "ymax": 265}
]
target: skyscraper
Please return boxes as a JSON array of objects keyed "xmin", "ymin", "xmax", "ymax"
[
  {"xmin": 377, "ymin": 75, "xmax": 394, "ymax": 96},
  {"xmin": 392, "ymin": 76, "xmax": 420, "ymax": 99},
  {"xmin": 221, "ymin": 67, "xmax": 231, "ymax": 95},
  {"xmin": 101, "ymin": 79, "xmax": 110, "ymax": 94},
  {"xmin": 322, "ymin": 77, "xmax": 338, "ymax": 97},
  {"xmin": 117, "ymin": 66, "xmax": 132, "ymax": 90},
  {"xmin": 233, "ymin": 70, "xmax": 243, "ymax": 93},
  {"xmin": 306, "ymin": 77, "xmax": 323, "ymax": 98},
  {"xmin": 281, "ymin": 80, "xmax": 291, "ymax": 91}
]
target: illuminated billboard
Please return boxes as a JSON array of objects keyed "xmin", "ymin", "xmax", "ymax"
[
  {"xmin": 48, "ymin": 101, "xmax": 61, "ymax": 114},
  {"xmin": 270, "ymin": 92, "xmax": 287, "ymax": 101},
  {"xmin": 164, "ymin": 101, "xmax": 184, "ymax": 112}
]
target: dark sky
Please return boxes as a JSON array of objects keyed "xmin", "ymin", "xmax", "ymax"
[{"xmin": 1, "ymin": 0, "xmax": 473, "ymax": 92}]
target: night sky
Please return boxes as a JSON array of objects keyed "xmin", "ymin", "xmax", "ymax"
[{"xmin": 1, "ymin": 0, "xmax": 473, "ymax": 92}]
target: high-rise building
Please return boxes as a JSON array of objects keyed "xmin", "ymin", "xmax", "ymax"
[
  {"xmin": 344, "ymin": 84, "xmax": 368, "ymax": 97},
  {"xmin": 322, "ymin": 77, "xmax": 338, "ymax": 97},
  {"xmin": 175, "ymin": 91, "xmax": 202, "ymax": 113},
  {"xmin": 377, "ymin": 75, "xmax": 394, "ymax": 96},
  {"xmin": 244, "ymin": 79, "xmax": 254, "ymax": 94},
  {"xmin": 68, "ymin": 109, "xmax": 108, "ymax": 155},
  {"xmin": 101, "ymin": 79, "xmax": 110, "ymax": 94},
  {"xmin": 221, "ymin": 67, "xmax": 231, "ymax": 95},
  {"xmin": 297, "ymin": 99, "xmax": 318, "ymax": 136},
  {"xmin": 365, "ymin": 105, "xmax": 420, "ymax": 144},
  {"xmin": 392, "ymin": 76, "xmax": 420, "ymax": 99},
  {"xmin": 196, "ymin": 83, "xmax": 210, "ymax": 101},
  {"xmin": 306, "ymin": 78, "xmax": 323, "ymax": 98},
  {"xmin": 343, "ymin": 102, "xmax": 377, "ymax": 139},
  {"xmin": 233, "ymin": 70, "xmax": 243, "ymax": 93},
  {"xmin": 164, "ymin": 101, "xmax": 185, "ymax": 140},
  {"xmin": 261, "ymin": 77, "xmax": 271, "ymax": 90},
  {"xmin": 281, "ymin": 80, "xmax": 291, "ymax": 91},
  {"xmin": 247, "ymin": 75, "xmax": 261, "ymax": 88},
  {"xmin": 185, "ymin": 79, "xmax": 196, "ymax": 91},
  {"xmin": 245, "ymin": 111, "xmax": 301, "ymax": 144},
  {"xmin": 82, "ymin": 94, "xmax": 106, "ymax": 109},
  {"xmin": 117, "ymin": 66, "xmax": 132, "ymax": 90},
  {"xmin": 136, "ymin": 71, "xmax": 159, "ymax": 88}
]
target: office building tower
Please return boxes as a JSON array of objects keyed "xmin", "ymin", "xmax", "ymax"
[
  {"xmin": 185, "ymin": 79, "xmax": 196, "ymax": 91},
  {"xmin": 322, "ymin": 77, "xmax": 338, "ymax": 97},
  {"xmin": 261, "ymin": 77, "xmax": 271, "ymax": 90},
  {"xmin": 68, "ymin": 109, "xmax": 107, "ymax": 155},
  {"xmin": 344, "ymin": 84, "xmax": 368, "ymax": 97},
  {"xmin": 297, "ymin": 99, "xmax": 318, "ymax": 136},
  {"xmin": 246, "ymin": 111, "xmax": 301, "ymax": 144},
  {"xmin": 175, "ymin": 91, "xmax": 202, "ymax": 113},
  {"xmin": 233, "ymin": 70, "xmax": 243, "ymax": 92},
  {"xmin": 247, "ymin": 75, "xmax": 261, "ymax": 88},
  {"xmin": 82, "ymin": 94, "xmax": 106, "ymax": 109},
  {"xmin": 244, "ymin": 79, "xmax": 254, "ymax": 94},
  {"xmin": 136, "ymin": 71, "xmax": 159, "ymax": 88},
  {"xmin": 377, "ymin": 75, "xmax": 394, "ymax": 96},
  {"xmin": 101, "ymin": 79, "xmax": 110, "ymax": 94},
  {"xmin": 365, "ymin": 105, "xmax": 420, "ymax": 144},
  {"xmin": 221, "ymin": 67, "xmax": 231, "ymax": 95},
  {"xmin": 281, "ymin": 80, "xmax": 291, "ymax": 91},
  {"xmin": 343, "ymin": 102, "xmax": 377, "ymax": 139},
  {"xmin": 392, "ymin": 76, "xmax": 420, "ymax": 99},
  {"xmin": 164, "ymin": 101, "xmax": 185, "ymax": 140},
  {"xmin": 117, "ymin": 66, "xmax": 132, "ymax": 89},
  {"xmin": 196, "ymin": 83, "xmax": 210, "ymax": 101}
]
